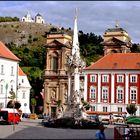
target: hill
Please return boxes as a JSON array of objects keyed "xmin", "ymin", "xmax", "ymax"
[{"xmin": 0, "ymin": 21, "xmax": 72, "ymax": 47}]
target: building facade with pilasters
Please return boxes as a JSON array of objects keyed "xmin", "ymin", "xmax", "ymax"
[
  {"xmin": 43, "ymin": 33, "xmax": 72, "ymax": 117},
  {"xmin": 84, "ymin": 53, "xmax": 140, "ymax": 116}
]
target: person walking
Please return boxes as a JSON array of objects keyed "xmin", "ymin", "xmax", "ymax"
[{"xmin": 95, "ymin": 123, "xmax": 106, "ymax": 140}]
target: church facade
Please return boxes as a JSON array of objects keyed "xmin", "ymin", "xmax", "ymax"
[{"xmin": 43, "ymin": 33, "xmax": 72, "ymax": 117}]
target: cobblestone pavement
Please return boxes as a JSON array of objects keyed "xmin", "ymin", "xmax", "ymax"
[{"xmin": 0, "ymin": 119, "xmax": 114, "ymax": 139}]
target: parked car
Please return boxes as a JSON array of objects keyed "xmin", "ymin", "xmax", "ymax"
[{"xmin": 113, "ymin": 115, "xmax": 124, "ymax": 124}]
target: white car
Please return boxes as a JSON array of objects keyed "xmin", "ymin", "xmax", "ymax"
[{"xmin": 113, "ymin": 115, "xmax": 124, "ymax": 123}]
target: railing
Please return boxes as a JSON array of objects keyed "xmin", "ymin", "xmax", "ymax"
[{"xmin": 114, "ymin": 125, "xmax": 140, "ymax": 140}]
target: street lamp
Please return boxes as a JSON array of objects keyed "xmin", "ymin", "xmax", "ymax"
[
  {"xmin": 8, "ymin": 88, "xmax": 16, "ymax": 131},
  {"xmin": 16, "ymin": 83, "xmax": 21, "ymax": 101}
]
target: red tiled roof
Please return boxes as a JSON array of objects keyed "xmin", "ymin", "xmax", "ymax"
[
  {"xmin": 85, "ymin": 53, "xmax": 140, "ymax": 70},
  {"xmin": 0, "ymin": 41, "xmax": 20, "ymax": 61},
  {"xmin": 19, "ymin": 67, "xmax": 26, "ymax": 76}
]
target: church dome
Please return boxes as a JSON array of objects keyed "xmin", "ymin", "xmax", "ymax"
[{"xmin": 36, "ymin": 13, "xmax": 42, "ymax": 17}]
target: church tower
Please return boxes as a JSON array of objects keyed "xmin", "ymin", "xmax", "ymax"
[
  {"xmin": 102, "ymin": 21, "xmax": 132, "ymax": 55},
  {"xmin": 43, "ymin": 33, "xmax": 72, "ymax": 117}
]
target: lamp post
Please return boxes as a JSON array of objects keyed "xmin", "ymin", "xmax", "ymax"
[
  {"xmin": 16, "ymin": 83, "xmax": 21, "ymax": 102},
  {"xmin": 8, "ymin": 88, "xmax": 16, "ymax": 131}
]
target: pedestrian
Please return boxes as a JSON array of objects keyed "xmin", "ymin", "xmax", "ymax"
[
  {"xmin": 95, "ymin": 123, "xmax": 106, "ymax": 140},
  {"xmin": 124, "ymin": 125, "xmax": 129, "ymax": 140}
]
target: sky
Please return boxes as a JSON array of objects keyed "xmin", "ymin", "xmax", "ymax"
[{"xmin": 0, "ymin": 1, "xmax": 140, "ymax": 43}]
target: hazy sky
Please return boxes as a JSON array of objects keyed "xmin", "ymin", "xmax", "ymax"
[{"xmin": 1, "ymin": 1, "xmax": 140, "ymax": 43}]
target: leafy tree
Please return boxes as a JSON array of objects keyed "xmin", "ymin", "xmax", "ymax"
[
  {"xmin": 81, "ymin": 98, "xmax": 91, "ymax": 111},
  {"xmin": 126, "ymin": 104, "xmax": 137, "ymax": 115},
  {"xmin": 31, "ymin": 98, "xmax": 37, "ymax": 114},
  {"xmin": 0, "ymin": 16, "xmax": 19, "ymax": 22},
  {"xmin": 50, "ymin": 27, "xmax": 57, "ymax": 32},
  {"xmin": 131, "ymin": 43, "xmax": 140, "ymax": 52},
  {"xmin": 7, "ymin": 100, "xmax": 21, "ymax": 109},
  {"xmin": 79, "ymin": 31, "xmax": 103, "ymax": 66},
  {"xmin": 15, "ymin": 101, "xmax": 21, "ymax": 109}
]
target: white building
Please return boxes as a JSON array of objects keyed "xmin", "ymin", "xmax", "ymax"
[
  {"xmin": 0, "ymin": 41, "xmax": 31, "ymax": 114},
  {"xmin": 21, "ymin": 12, "xmax": 45, "ymax": 24},
  {"xmin": 21, "ymin": 12, "xmax": 34, "ymax": 23},
  {"xmin": 18, "ymin": 67, "xmax": 31, "ymax": 114},
  {"xmin": 35, "ymin": 13, "xmax": 45, "ymax": 24},
  {"xmin": 0, "ymin": 41, "xmax": 20, "ymax": 108}
]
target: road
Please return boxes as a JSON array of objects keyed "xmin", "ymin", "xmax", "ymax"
[{"xmin": 0, "ymin": 119, "xmax": 114, "ymax": 139}]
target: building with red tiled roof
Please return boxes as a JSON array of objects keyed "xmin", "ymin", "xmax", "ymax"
[
  {"xmin": 85, "ymin": 53, "xmax": 140, "ymax": 70},
  {"xmin": 18, "ymin": 67, "xmax": 26, "ymax": 76},
  {"xmin": 83, "ymin": 24, "xmax": 139, "ymax": 119},
  {"xmin": 84, "ymin": 53, "xmax": 140, "ymax": 117},
  {"xmin": 0, "ymin": 41, "xmax": 20, "ymax": 61},
  {"xmin": 0, "ymin": 41, "xmax": 20, "ymax": 108}
]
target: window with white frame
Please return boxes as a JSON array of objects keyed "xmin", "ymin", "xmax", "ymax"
[
  {"xmin": 90, "ymin": 86, "xmax": 96, "ymax": 99},
  {"xmin": 118, "ymin": 107, "xmax": 122, "ymax": 112},
  {"xmin": 102, "ymin": 86, "xmax": 108, "ymax": 99},
  {"xmin": 11, "ymin": 66, "xmax": 14, "ymax": 76},
  {"xmin": 90, "ymin": 75, "xmax": 96, "ymax": 82},
  {"xmin": 91, "ymin": 106, "xmax": 96, "ymax": 111},
  {"xmin": 130, "ymin": 75, "xmax": 137, "ymax": 83},
  {"xmin": 117, "ymin": 75, "xmax": 124, "ymax": 83},
  {"xmin": 130, "ymin": 87, "xmax": 137, "ymax": 100},
  {"xmin": 103, "ymin": 106, "xmax": 107, "ymax": 112},
  {"xmin": 117, "ymin": 86, "xmax": 124, "ymax": 100},
  {"xmin": 1, "ymin": 65, "xmax": 4, "ymax": 75},
  {"xmin": 0, "ymin": 84, "xmax": 4, "ymax": 94},
  {"xmin": 102, "ymin": 75, "xmax": 109, "ymax": 83}
]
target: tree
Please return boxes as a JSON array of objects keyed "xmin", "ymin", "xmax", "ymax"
[
  {"xmin": 81, "ymin": 98, "xmax": 91, "ymax": 111},
  {"xmin": 31, "ymin": 98, "xmax": 37, "ymax": 114},
  {"xmin": 126, "ymin": 104, "xmax": 137, "ymax": 116},
  {"xmin": 7, "ymin": 100, "xmax": 21, "ymax": 109}
]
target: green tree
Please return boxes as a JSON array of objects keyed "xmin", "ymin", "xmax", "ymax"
[
  {"xmin": 7, "ymin": 100, "xmax": 21, "ymax": 109},
  {"xmin": 31, "ymin": 98, "xmax": 37, "ymax": 114},
  {"xmin": 81, "ymin": 98, "xmax": 91, "ymax": 111},
  {"xmin": 126, "ymin": 104, "xmax": 137, "ymax": 116}
]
